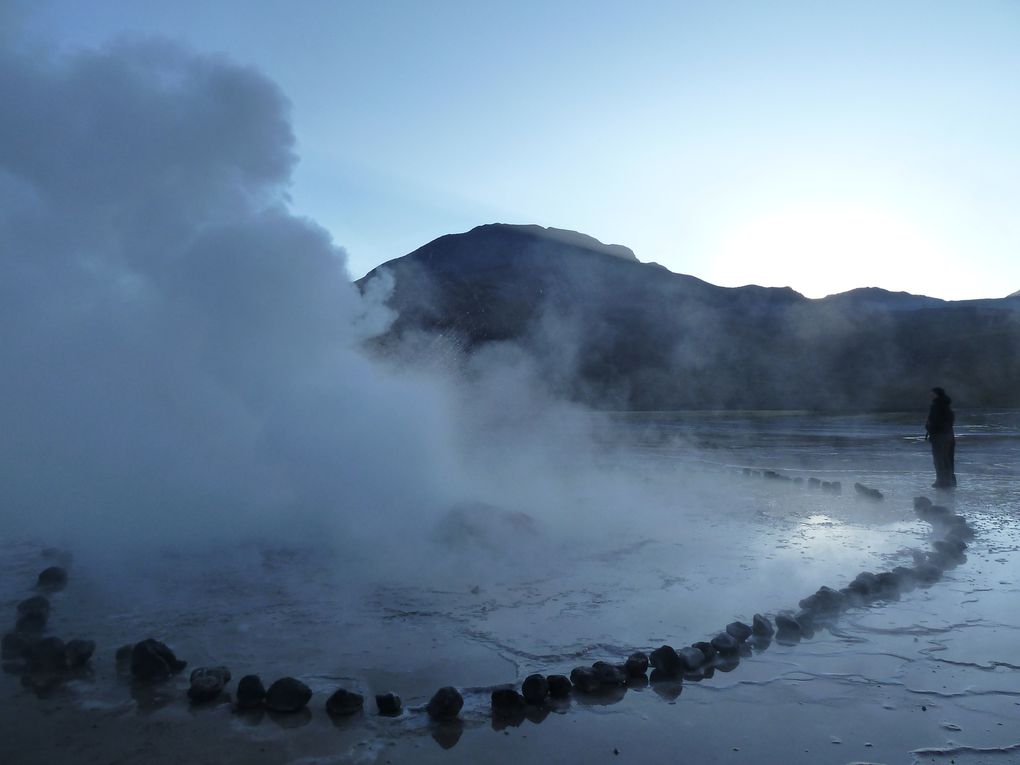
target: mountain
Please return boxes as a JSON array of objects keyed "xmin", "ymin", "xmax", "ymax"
[{"xmin": 358, "ymin": 224, "xmax": 1020, "ymax": 411}]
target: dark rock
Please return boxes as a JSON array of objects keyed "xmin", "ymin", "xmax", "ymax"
[
  {"xmin": 15, "ymin": 613, "xmax": 47, "ymax": 635},
  {"xmin": 547, "ymin": 674, "xmax": 571, "ymax": 698},
  {"xmin": 877, "ymin": 571, "xmax": 903, "ymax": 592},
  {"xmin": 591, "ymin": 661, "xmax": 626, "ymax": 687},
  {"xmin": 191, "ymin": 666, "xmax": 231, "ymax": 685},
  {"xmin": 692, "ymin": 641, "xmax": 717, "ymax": 662},
  {"xmin": 624, "ymin": 651, "xmax": 648, "ymax": 677},
  {"xmin": 130, "ymin": 639, "xmax": 187, "ymax": 682},
  {"xmin": 934, "ymin": 539, "xmax": 967, "ymax": 556},
  {"xmin": 36, "ymin": 567, "xmax": 68, "ymax": 591},
  {"xmin": 265, "ymin": 677, "xmax": 312, "ymax": 713},
  {"xmin": 491, "ymin": 687, "xmax": 527, "ymax": 718},
  {"xmin": 115, "ymin": 644, "xmax": 133, "ymax": 672},
  {"xmin": 521, "ymin": 674, "xmax": 549, "ymax": 705},
  {"xmin": 725, "ymin": 621, "xmax": 752, "ymax": 642},
  {"xmin": 426, "ymin": 686, "xmax": 463, "ymax": 720},
  {"xmin": 914, "ymin": 562, "xmax": 942, "ymax": 583},
  {"xmin": 854, "ymin": 483, "xmax": 883, "ymax": 500},
  {"xmin": 710, "ymin": 633, "xmax": 739, "ymax": 656},
  {"xmin": 570, "ymin": 666, "xmax": 601, "ymax": 693},
  {"xmin": 188, "ymin": 666, "xmax": 230, "ymax": 703},
  {"xmin": 913, "ymin": 496, "xmax": 933, "ymax": 511},
  {"xmin": 188, "ymin": 675, "xmax": 226, "ymax": 703},
  {"xmin": 326, "ymin": 688, "xmax": 364, "ymax": 717},
  {"xmin": 676, "ymin": 646, "xmax": 707, "ymax": 672},
  {"xmin": 752, "ymin": 614, "xmax": 774, "ymax": 637},
  {"xmin": 26, "ymin": 637, "xmax": 67, "ymax": 673},
  {"xmin": 799, "ymin": 586, "xmax": 845, "ymax": 614},
  {"xmin": 2, "ymin": 632, "xmax": 31, "ymax": 660},
  {"xmin": 65, "ymin": 639, "xmax": 95, "ymax": 669},
  {"xmin": 794, "ymin": 610, "xmax": 817, "ymax": 630},
  {"xmin": 648, "ymin": 645, "xmax": 683, "ymax": 677},
  {"xmin": 774, "ymin": 614, "xmax": 801, "ymax": 638},
  {"xmin": 850, "ymin": 572, "xmax": 879, "ymax": 596},
  {"xmin": 375, "ymin": 692, "xmax": 402, "ymax": 716},
  {"xmin": 808, "ymin": 477, "xmax": 821, "ymax": 487},
  {"xmin": 17, "ymin": 596, "xmax": 50, "ymax": 619},
  {"xmin": 236, "ymin": 674, "xmax": 266, "ymax": 709}
]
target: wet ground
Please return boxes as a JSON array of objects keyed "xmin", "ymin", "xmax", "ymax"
[{"xmin": 2, "ymin": 411, "xmax": 1019, "ymax": 764}]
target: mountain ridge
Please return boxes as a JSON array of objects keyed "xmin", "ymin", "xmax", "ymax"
[{"xmin": 358, "ymin": 223, "xmax": 1020, "ymax": 410}]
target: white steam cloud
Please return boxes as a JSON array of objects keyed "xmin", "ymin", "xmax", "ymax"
[{"xmin": 0, "ymin": 38, "xmax": 471, "ymax": 559}]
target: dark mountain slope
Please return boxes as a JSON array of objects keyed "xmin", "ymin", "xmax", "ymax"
[{"xmin": 358, "ymin": 224, "xmax": 1020, "ymax": 411}]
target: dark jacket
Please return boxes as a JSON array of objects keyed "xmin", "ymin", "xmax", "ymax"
[{"xmin": 926, "ymin": 394, "xmax": 955, "ymax": 436}]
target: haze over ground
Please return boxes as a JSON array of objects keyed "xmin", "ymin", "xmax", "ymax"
[{"xmin": 11, "ymin": 0, "xmax": 1020, "ymax": 300}]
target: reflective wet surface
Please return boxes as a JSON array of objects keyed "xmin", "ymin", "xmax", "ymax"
[{"xmin": 2, "ymin": 411, "xmax": 1019, "ymax": 764}]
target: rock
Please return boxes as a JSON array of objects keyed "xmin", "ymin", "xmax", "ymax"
[
  {"xmin": 569, "ymin": 666, "xmax": 601, "ymax": 693},
  {"xmin": 624, "ymin": 651, "xmax": 648, "ymax": 677},
  {"xmin": 375, "ymin": 692, "xmax": 402, "ymax": 716},
  {"xmin": 236, "ymin": 674, "xmax": 266, "ymax": 709},
  {"xmin": 115, "ymin": 644, "xmax": 133, "ymax": 672},
  {"xmin": 854, "ymin": 483, "xmax": 884, "ymax": 500},
  {"xmin": 808, "ymin": 477, "xmax": 821, "ymax": 487},
  {"xmin": 914, "ymin": 562, "xmax": 942, "ymax": 583},
  {"xmin": 15, "ymin": 613, "xmax": 47, "ymax": 635},
  {"xmin": 725, "ymin": 621, "xmax": 752, "ymax": 642},
  {"xmin": 934, "ymin": 539, "xmax": 967, "ymax": 556},
  {"xmin": 774, "ymin": 614, "xmax": 801, "ymax": 638},
  {"xmin": 521, "ymin": 674, "xmax": 549, "ymax": 705},
  {"xmin": 326, "ymin": 688, "xmax": 364, "ymax": 717},
  {"xmin": 849, "ymin": 572, "xmax": 879, "ymax": 597},
  {"xmin": 36, "ymin": 567, "xmax": 68, "ymax": 591},
  {"xmin": 547, "ymin": 674, "xmax": 571, "ymax": 698},
  {"xmin": 265, "ymin": 677, "xmax": 312, "ymax": 713},
  {"xmin": 17, "ymin": 596, "xmax": 51, "ymax": 619},
  {"xmin": 799, "ymin": 586, "xmax": 845, "ymax": 614},
  {"xmin": 191, "ymin": 666, "xmax": 231, "ymax": 685},
  {"xmin": 188, "ymin": 666, "xmax": 230, "ymax": 703},
  {"xmin": 26, "ymin": 637, "xmax": 67, "ymax": 673},
  {"xmin": 875, "ymin": 571, "xmax": 902, "ymax": 593},
  {"xmin": 130, "ymin": 639, "xmax": 187, "ymax": 682},
  {"xmin": 426, "ymin": 686, "xmax": 463, "ymax": 720},
  {"xmin": 65, "ymin": 639, "xmax": 95, "ymax": 669},
  {"xmin": 752, "ymin": 614, "xmax": 774, "ymax": 637},
  {"xmin": 692, "ymin": 641, "xmax": 717, "ymax": 662},
  {"xmin": 2, "ymin": 632, "xmax": 31, "ymax": 660},
  {"xmin": 913, "ymin": 496, "xmax": 933, "ymax": 511},
  {"xmin": 188, "ymin": 675, "xmax": 225, "ymax": 703},
  {"xmin": 648, "ymin": 645, "xmax": 683, "ymax": 677},
  {"xmin": 591, "ymin": 661, "xmax": 626, "ymax": 687},
  {"xmin": 491, "ymin": 687, "xmax": 527, "ymax": 717},
  {"xmin": 710, "ymin": 633, "xmax": 739, "ymax": 656},
  {"xmin": 676, "ymin": 646, "xmax": 707, "ymax": 672},
  {"xmin": 794, "ymin": 609, "xmax": 816, "ymax": 629}
]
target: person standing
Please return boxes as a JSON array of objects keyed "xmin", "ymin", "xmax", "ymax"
[{"xmin": 925, "ymin": 387, "xmax": 957, "ymax": 489}]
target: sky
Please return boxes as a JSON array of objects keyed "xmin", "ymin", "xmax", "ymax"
[{"xmin": 12, "ymin": 0, "xmax": 1020, "ymax": 299}]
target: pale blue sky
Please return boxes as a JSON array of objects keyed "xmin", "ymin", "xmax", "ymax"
[{"xmin": 17, "ymin": 0, "xmax": 1020, "ymax": 298}]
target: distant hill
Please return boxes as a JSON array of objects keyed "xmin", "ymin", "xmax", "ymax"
[{"xmin": 358, "ymin": 224, "xmax": 1020, "ymax": 411}]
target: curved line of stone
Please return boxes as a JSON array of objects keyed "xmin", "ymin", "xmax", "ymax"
[{"xmin": 1, "ymin": 481, "xmax": 974, "ymax": 734}]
